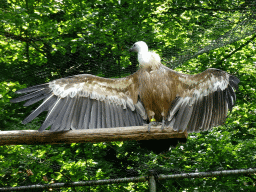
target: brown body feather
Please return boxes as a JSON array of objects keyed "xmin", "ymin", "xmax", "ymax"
[{"xmin": 138, "ymin": 65, "xmax": 175, "ymax": 121}]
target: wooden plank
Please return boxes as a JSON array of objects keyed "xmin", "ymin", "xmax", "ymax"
[{"xmin": 0, "ymin": 126, "xmax": 187, "ymax": 145}]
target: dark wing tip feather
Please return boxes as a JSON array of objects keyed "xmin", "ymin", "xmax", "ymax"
[
  {"xmin": 10, "ymin": 84, "xmax": 50, "ymax": 104},
  {"xmin": 22, "ymin": 95, "xmax": 57, "ymax": 125},
  {"xmin": 227, "ymin": 74, "xmax": 239, "ymax": 111},
  {"xmin": 229, "ymin": 75, "xmax": 240, "ymax": 84},
  {"xmin": 15, "ymin": 84, "xmax": 49, "ymax": 94},
  {"xmin": 229, "ymin": 75, "xmax": 240, "ymax": 90}
]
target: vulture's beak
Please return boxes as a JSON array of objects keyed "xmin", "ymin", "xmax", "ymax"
[
  {"xmin": 129, "ymin": 45, "xmax": 136, "ymax": 52},
  {"xmin": 129, "ymin": 47, "xmax": 134, "ymax": 52}
]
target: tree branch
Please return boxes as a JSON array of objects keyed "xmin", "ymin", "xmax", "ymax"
[{"xmin": 216, "ymin": 33, "xmax": 256, "ymax": 68}]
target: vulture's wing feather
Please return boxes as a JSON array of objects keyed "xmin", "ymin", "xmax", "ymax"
[
  {"xmin": 164, "ymin": 67, "xmax": 239, "ymax": 133},
  {"xmin": 11, "ymin": 73, "xmax": 147, "ymax": 131}
]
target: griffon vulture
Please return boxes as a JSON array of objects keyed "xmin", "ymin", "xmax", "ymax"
[{"xmin": 11, "ymin": 41, "xmax": 239, "ymax": 136}]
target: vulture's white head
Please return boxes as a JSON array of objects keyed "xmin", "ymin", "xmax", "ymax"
[
  {"xmin": 129, "ymin": 41, "xmax": 161, "ymax": 69},
  {"xmin": 129, "ymin": 41, "xmax": 149, "ymax": 53}
]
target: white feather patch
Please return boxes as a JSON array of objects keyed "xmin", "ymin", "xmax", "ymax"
[{"xmin": 49, "ymin": 76, "xmax": 133, "ymax": 111}]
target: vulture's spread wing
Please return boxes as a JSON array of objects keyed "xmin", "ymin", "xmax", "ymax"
[
  {"xmin": 164, "ymin": 66, "xmax": 239, "ymax": 133},
  {"xmin": 11, "ymin": 73, "xmax": 147, "ymax": 131}
]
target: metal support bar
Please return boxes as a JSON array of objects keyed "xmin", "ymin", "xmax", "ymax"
[
  {"xmin": 1, "ymin": 168, "xmax": 255, "ymax": 191},
  {"xmin": 158, "ymin": 168, "xmax": 256, "ymax": 180},
  {"xmin": 149, "ymin": 174, "xmax": 156, "ymax": 192}
]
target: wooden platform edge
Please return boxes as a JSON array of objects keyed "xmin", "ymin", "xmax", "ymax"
[{"xmin": 0, "ymin": 126, "xmax": 188, "ymax": 145}]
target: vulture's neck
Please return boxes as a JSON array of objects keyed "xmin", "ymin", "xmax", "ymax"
[{"xmin": 138, "ymin": 51, "xmax": 161, "ymax": 70}]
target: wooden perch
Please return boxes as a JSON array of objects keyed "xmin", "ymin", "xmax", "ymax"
[{"xmin": 0, "ymin": 126, "xmax": 187, "ymax": 146}]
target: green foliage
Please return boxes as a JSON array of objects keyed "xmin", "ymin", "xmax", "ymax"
[{"xmin": 0, "ymin": 0, "xmax": 256, "ymax": 191}]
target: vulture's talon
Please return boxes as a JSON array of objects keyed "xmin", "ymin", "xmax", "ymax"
[
  {"xmin": 161, "ymin": 118, "xmax": 165, "ymax": 131},
  {"xmin": 148, "ymin": 123, "xmax": 151, "ymax": 133},
  {"xmin": 161, "ymin": 123, "xmax": 165, "ymax": 131}
]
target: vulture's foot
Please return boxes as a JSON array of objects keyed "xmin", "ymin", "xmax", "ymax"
[
  {"xmin": 144, "ymin": 117, "xmax": 166, "ymax": 132},
  {"xmin": 144, "ymin": 122, "xmax": 166, "ymax": 132}
]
